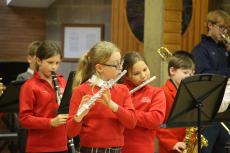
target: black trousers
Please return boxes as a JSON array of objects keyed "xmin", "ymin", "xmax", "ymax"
[
  {"xmin": 201, "ymin": 122, "xmax": 230, "ymax": 153},
  {"xmin": 80, "ymin": 147, "xmax": 121, "ymax": 153},
  {"xmin": 18, "ymin": 128, "xmax": 27, "ymax": 153}
]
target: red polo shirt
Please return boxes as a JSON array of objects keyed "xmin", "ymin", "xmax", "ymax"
[
  {"xmin": 67, "ymin": 82, "xmax": 137, "ymax": 148},
  {"xmin": 19, "ymin": 72, "xmax": 67, "ymax": 152},
  {"xmin": 156, "ymin": 80, "xmax": 186, "ymax": 153},
  {"xmin": 122, "ymin": 80, "xmax": 166, "ymax": 153}
]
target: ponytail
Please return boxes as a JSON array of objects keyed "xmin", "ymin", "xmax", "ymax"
[
  {"xmin": 73, "ymin": 54, "xmax": 94, "ymax": 88},
  {"xmin": 72, "ymin": 41, "xmax": 121, "ymax": 88}
]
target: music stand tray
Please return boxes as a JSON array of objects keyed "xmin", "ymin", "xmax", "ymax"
[{"xmin": 162, "ymin": 74, "xmax": 228, "ymax": 153}]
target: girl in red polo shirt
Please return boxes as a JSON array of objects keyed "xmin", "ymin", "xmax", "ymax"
[
  {"xmin": 19, "ymin": 40, "xmax": 68, "ymax": 153},
  {"xmin": 66, "ymin": 41, "xmax": 137, "ymax": 153},
  {"xmin": 156, "ymin": 51, "xmax": 195, "ymax": 153},
  {"xmin": 121, "ymin": 51, "xmax": 166, "ymax": 153}
]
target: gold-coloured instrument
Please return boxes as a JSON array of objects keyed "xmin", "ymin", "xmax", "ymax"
[
  {"xmin": 156, "ymin": 48, "xmax": 209, "ymax": 153},
  {"xmin": 157, "ymin": 47, "xmax": 172, "ymax": 61},
  {"xmin": 213, "ymin": 24, "xmax": 230, "ymax": 45},
  {"xmin": 221, "ymin": 33, "xmax": 230, "ymax": 44},
  {"xmin": 183, "ymin": 127, "xmax": 208, "ymax": 153},
  {"xmin": 0, "ymin": 78, "xmax": 6, "ymax": 96}
]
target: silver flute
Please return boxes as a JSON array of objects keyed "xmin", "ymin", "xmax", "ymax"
[
  {"xmin": 76, "ymin": 70, "xmax": 127, "ymax": 116},
  {"xmin": 130, "ymin": 76, "xmax": 157, "ymax": 94}
]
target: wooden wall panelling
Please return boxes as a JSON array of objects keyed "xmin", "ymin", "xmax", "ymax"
[
  {"xmin": 111, "ymin": 0, "xmax": 118, "ymax": 45},
  {"xmin": 0, "ymin": 2, "xmax": 46, "ymax": 61},
  {"xmin": 118, "ymin": 0, "xmax": 124, "ymax": 51},
  {"xmin": 163, "ymin": 0, "xmax": 182, "ymax": 52},
  {"xmin": 181, "ymin": 0, "xmax": 209, "ymax": 52},
  {"xmin": 111, "ymin": 0, "xmax": 143, "ymax": 54},
  {"xmin": 112, "ymin": 0, "xmax": 209, "ymax": 54}
]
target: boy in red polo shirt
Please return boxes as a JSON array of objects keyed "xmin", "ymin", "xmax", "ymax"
[{"xmin": 156, "ymin": 51, "xmax": 195, "ymax": 153}]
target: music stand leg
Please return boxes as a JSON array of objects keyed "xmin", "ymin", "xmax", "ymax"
[{"xmin": 197, "ymin": 102, "xmax": 203, "ymax": 153}]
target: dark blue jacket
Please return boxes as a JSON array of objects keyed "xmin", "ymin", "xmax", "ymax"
[{"xmin": 192, "ymin": 35, "xmax": 230, "ymax": 76}]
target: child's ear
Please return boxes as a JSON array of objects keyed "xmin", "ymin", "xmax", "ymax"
[
  {"xmin": 169, "ymin": 67, "xmax": 176, "ymax": 76},
  {"xmin": 207, "ymin": 22, "xmax": 213, "ymax": 31},
  {"xmin": 27, "ymin": 55, "xmax": 32, "ymax": 63},
  {"xmin": 36, "ymin": 57, "xmax": 42, "ymax": 66},
  {"xmin": 95, "ymin": 64, "xmax": 103, "ymax": 73}
]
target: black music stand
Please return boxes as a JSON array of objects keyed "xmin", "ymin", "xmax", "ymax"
[
  {"xmin": 0, "ymin": 62, "xmax": 28, "ymax": 85},
  {"xmin": 0, "ymin": 80, "xmax": 25, "ymax": 113},
  {"xmin": 57, "ymin": 71, "xmax": 80, "ymax": 152},
  {"xmin": 58, "ymin": 71, "xmax": 75, "ymax": 114},
  {"xmin": 0, "ymin": 80, "xmax": 24, "ymax": 153},
  {"xmin": 162, "ymin": 74, "xmax": 228, "ymax": 153}
]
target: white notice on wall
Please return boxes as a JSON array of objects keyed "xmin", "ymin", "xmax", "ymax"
[{"xmin": 63, "ymin": 27, "xmax": 101, "ymax": 59}]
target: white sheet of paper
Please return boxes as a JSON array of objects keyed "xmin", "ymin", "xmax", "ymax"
[{"xmin": 218, "ymin": 79, "xmax": 230, "ymax": 113}]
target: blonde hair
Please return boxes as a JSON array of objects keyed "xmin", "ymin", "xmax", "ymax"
[
  {"xmin": 28, "ymin": 41, "xmax": 42, "ymax": 56},
  {"xmin": 207, "ymin": 10, "xmax": 230, "ymax": 26},
  {"xmin": 73, "ymin": 41, "xmax": 121, "ymax": 87}
]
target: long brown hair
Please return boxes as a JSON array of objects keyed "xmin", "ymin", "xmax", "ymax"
[
  {"xmin": 122, "ymin": 51, "xmax": 145, "ymax": 78},
  {"xmin": 35, "ymin": 40, "xmax": 62, "ymax": 70}
]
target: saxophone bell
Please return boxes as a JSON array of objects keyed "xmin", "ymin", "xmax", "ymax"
[{"xmin": 156, "ymin": 47, "xmax": 172, "ymax": 61}]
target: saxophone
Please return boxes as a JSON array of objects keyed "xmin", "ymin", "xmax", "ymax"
[
  {"xmin": 183, "ymin": 127, "xmax": 208, "ymax": 153},
  {"xmin": 51, "ymin": 71, "xmax": 76, "ymax": 153},
  {"xmin": 156, "ymin": 48, "xmax": 209, "ymax": 153}
]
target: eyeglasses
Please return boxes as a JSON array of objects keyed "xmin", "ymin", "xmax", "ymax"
[
  {"xmin": 101, "ymin": 60, "xmax": 124, "ymax": 70},
  {"xmin": 101, "ymin": 63, "xmax": 121, "ymax": 70},
  {"xmin": 213, "ymin": 23, "xmax": 229, "ymax": 32}
]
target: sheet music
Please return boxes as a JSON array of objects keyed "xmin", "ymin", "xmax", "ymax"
[{"xmin": 218, "ymin": 78, "xmax": 230, "ymax": 113}]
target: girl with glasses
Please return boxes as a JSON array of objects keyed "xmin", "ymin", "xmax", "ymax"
[{"xmin": 66, "ymin": 41, "xmax": 137, "ymax": 153}]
